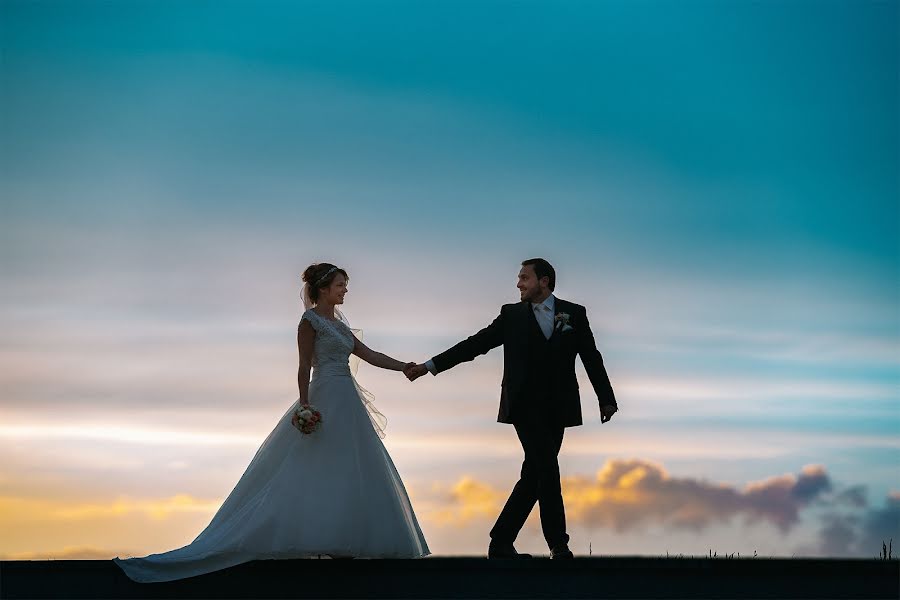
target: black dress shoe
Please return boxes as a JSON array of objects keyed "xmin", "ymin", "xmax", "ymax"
[
  {"xmin": 550, "ymin": 544, "xmax": 574, "ymax": 559},
  {"xmin": 488, "ymin": 543, "xmax": 532, "ymax": 559}
]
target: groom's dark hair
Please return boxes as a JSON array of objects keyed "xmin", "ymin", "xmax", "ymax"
[{"xmin": 522, "ymin": 258, "xmax": 555, "ymax": 291}]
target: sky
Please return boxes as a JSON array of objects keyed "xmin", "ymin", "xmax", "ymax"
[{"xmin": 1, "ymin": 0, "xmax": 898, "ymax": 560}]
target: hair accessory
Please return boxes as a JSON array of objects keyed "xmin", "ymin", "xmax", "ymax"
[{"xmin": 313, "ymin": 266, "xmax": 339, "ymax": 287}]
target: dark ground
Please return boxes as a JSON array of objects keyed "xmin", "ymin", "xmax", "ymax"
[{"xmin": 1, "ymin": 556, "xmax": 897, "ymax": 599}]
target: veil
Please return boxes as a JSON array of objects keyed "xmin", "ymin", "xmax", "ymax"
[
  {"xmin": 300, "ymin": 283, "xmax": 388, "ymax": 438},
  {"xmin": 301, "ymin": 283, "xmax": 315, "ymax": 312}
]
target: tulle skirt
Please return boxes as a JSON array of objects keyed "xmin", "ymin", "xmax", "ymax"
[{"xmin": 113, "ymin": 373, "xmax": 430, "ymax": 583}]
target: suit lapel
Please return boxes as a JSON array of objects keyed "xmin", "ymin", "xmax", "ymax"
[{"xmin": 548, "ymin": 298, "xmax": 567, "ymax": 344}]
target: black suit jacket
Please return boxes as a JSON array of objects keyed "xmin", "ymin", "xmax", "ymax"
[{"xmin": 431, "ymin": 298, "xmax": 617, "ymax": 427}]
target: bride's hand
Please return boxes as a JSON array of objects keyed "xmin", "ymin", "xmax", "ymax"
[{"xmin": 404, "ymin": 363, "xmax": 428, "ymax": 382}]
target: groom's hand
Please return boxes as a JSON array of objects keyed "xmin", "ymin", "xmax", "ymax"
[
  {"xmin": 600, "ymin": 405, "xmax": 617, "ymax": 423},
  {"xmin": 404, "ymin": 363, "xmax": 428, "ymax": 382}
]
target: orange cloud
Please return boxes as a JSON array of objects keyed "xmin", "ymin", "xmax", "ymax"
[
  {"xmin": 0, "ymin": 546, "xmax": 140, "ymax": 560},
  {"xmin": 425, "ymin": 459, "xmax": 834, "ymax": 534},
  {"xmin": 0, "ymin": 493, "xmax": 225, "ymax": 560},
  {"xmin": 427, "ymin": 477, "xmax": 507, "ymax": 525},
  {"xmin": 0, "ymin": 494, "xmax": 221, "ymax": 522}
]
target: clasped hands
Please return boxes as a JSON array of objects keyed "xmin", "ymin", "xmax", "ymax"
[{"xmin": 402, "ymin": 363, "xmax": 428, "ymax": 382}]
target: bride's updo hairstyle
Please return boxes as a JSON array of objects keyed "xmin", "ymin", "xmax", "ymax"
[{"xmin": 302, "ymin": 263, "xmax": 349, "ymax": 304}]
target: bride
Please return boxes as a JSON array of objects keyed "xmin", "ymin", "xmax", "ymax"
[{"xmin": 113, "ymin": 263, "xmax": 430, "ymax": 582}]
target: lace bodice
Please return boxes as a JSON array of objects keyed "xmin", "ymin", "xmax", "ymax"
[{"xmin": 300, "ymin": 309, "xmax": 357, "ymax": 378}]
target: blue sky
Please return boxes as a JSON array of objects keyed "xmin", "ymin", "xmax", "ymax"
[{"xmin": 1, "ymin": 0, "xmax": 897, "ymax": 558}]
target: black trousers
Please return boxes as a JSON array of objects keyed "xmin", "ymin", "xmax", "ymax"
[{"xmin": 489, "ymin": 415, "xmax": 568, "ymax": 549}]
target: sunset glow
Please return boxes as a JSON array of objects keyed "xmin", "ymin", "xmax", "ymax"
[{"xmin": 1, "ymin": 0, "xmax": 897, "ymax": 560}]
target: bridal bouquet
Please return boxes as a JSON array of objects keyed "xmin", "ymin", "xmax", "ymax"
[{"xmin": 292, "ymin": 404, "xmax": 323, "ymax": 434}]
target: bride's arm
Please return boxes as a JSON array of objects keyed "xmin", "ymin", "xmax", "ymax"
[
  {"xmin": 352, "ymin": 337, "xmax": 409, "ymax": 371},
  {"xmin": 297, "ymin": 320, "xmax": 315, "ymax": 404}
]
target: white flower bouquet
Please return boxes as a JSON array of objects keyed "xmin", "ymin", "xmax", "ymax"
[{"xmin": 292, "ymin": 404, "xmax": 323, "ymax": 435}]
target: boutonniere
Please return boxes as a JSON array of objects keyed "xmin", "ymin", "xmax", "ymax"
[{"xmin": 554, "ymin": 312, "xmax": 574, "ymax": 332}]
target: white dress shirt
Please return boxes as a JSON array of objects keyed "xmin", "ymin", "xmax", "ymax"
[
  {"xmin": 425, "ymin": 294, "xmax": 556, "ymax": 374},
  {"xmin": 532, "ymin": 294, "xmax": 556, "ymax": 340}
]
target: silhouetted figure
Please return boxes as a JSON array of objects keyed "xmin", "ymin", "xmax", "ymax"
[
  {"xmin": 113, "ymin": 263, "xmax": 429, "ymax": 583},
  {"xmin": 406, "ymin": 258, "xmax": 618, "ymax": 559}
]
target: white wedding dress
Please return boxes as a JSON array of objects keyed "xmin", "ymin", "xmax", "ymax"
[{"xmin": 113, "ymin": 309, "xmax": 430, "ymax": 583}]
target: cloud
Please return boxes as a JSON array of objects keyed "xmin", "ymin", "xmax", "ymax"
[
  {"xmin": 0, "ymin": 546, "xmax": 139, "ymax": 560},
  {"xmin": 0, "ymin": 493, "xmax": 225, "ymax": 559},
  {"xmin": 834, "ymin": 485, "xmax": 868, "ymax": 509},
  {"xmin": 575, "ymin": 461, "xmax": 833, "ymax": 534},
  {"xmin": 861, "ymin": 492, "xmax": 900, "ymax": 546},
  {"xmin": 0, "ymin": 423, "xmax": 261, "ymax": 448},
  {"xmin": 428, "ymin": 459, "xmax": 834, "ymax": 534},
  {"xmin": 790, "ymin": 465, "xmax": 834, "ymax": 502},
  {"xmin": 427, "ymin": 477, "xmax": 508, "ymax": 525},
  {"xmin": 424, "ymin": 460, "xmax": 899, "ymax": 557},
  {"xmin": 798, "ymin": 491, "xmax": 900, "ymax": 557},
  {"xmin": 816, "ymin": 512, "xmax": 863, "ymax": 556},
  {"xmin": 0, "ymin": 461, "xmax": 893, "ymax": 559},
  {"xmin": 739, "ymin": 464, "xmax": 833, "ymax": 531},
  {"xmin": 0, "ymin": 494, "xmax": 221, "ymax": 523},
  {"xmin": 55, "ymin": 495, "xmax": 221, "ymax": 521},
  {"xmin": 845, "ymin": 491, "xmax": 900, "ymax": 557}
]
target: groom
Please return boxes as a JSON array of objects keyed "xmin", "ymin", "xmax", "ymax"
[{"xmin": 405, "ymin": 258, "xmax": 618, "ymax": 559}]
